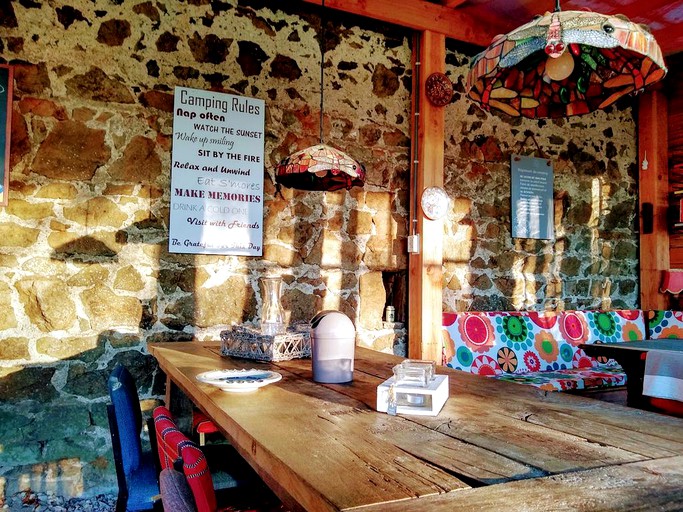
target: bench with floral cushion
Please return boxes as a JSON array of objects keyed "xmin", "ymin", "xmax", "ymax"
[
  {"xmin": 442, "ymin": 310, "xmax": 646, "ymax": 392},
  {"xmin": 647, "ymin": 310, "xmax": 683, "ymax": 339}
]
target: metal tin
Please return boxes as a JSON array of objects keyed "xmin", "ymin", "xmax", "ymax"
[{"xmin": 385, "ymin": 306, "xmax": 395, "ymax": 323}]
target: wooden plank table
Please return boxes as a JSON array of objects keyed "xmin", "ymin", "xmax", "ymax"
[
  {"xmin": 580, "ymin": 339, "xmax": 683, "ymax": 408},
  {"xmin": 148, "ymin": 342, "xmax": 683, "ymax": 511}
]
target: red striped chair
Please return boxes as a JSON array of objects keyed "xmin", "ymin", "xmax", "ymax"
[
  {"xmin": 152, "ymin": 406, "xmax": 285, "ymax": 512},
  {"xmin": 192, "ymin": 409, "xmax": 220, "ymax": 446},
  {"xmin": 154, "ymin": 406, "xmax": 217, "ymax": 512}
]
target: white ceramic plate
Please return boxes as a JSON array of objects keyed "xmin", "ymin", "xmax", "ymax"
[{"xmin": 195, "ymin": 369, "xmax": 282, "ymax": 392}]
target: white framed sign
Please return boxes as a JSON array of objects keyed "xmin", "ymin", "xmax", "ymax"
[
  {"xmin": 169, "ymin": 86, "xmax": 265, "ymax": 255},
  {"xmin": 511, "ymin": 155, "xmax": 554, "ymax": 240}
]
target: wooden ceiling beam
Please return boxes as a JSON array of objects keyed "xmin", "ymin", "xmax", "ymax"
[
  {"xmin": 300, "ymin": 0, "xmax": 507, "ymax": 47},
  {"xmin": 441, "ymin": 0, "xmax": 467, "ymax": 7}
]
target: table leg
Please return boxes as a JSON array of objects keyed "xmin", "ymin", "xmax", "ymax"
[
  {"xmin": 164, "ymin": 373, "xmax": 192, "ymax": 433},
  {"xmin": 619, "ymin": 355, "xmax": 647, "ymax": 409}
]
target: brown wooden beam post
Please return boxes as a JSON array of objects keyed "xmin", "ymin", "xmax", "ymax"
[
  {"xmin": 639, "ymin": 88, "xmax": 669, "ymax": 310},
  {"xmin": 408, "ymin": 30, "xmax": 445, "ymax": 362}
]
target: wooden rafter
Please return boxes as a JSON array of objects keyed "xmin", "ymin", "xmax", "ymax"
[
  {"xmin": 299, "ymin": 0, "xmax": 506, "ymax": 47},
  {"xmin": 441, "ymin": 0, "xmax": 467, "ymax": 7}
]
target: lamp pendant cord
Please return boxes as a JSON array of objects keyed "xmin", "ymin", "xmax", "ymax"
[{"xmin": 319, "ymin": 0, "xmax": 325, "ymax": 143}]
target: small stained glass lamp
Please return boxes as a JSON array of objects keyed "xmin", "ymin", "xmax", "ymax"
[
  {"xmin": 275, "ymin": 143, "xmax": 365, "ymax": 192},
  {"xmin": 466, "ymin": 0, "xmax": 667, "ymax": 119},
  {"xmin": 275, "ymin": 0, "xmax": 365, "ymax": 192}
]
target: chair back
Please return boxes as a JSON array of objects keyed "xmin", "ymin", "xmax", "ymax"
[
  {"xmin": 153, "ymin": 406, "xmax": 217, "ymax": 512},
  {"xmin": 108, "ymin": 363, "xmax": 144, "ymax": 474},
  {"xmin": 160, "ymin": 468, "xmax": 197, "ymax": 512}
]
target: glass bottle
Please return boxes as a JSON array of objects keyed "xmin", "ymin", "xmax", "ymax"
[{"xmin": 260, "ymin": 276, "xmax": 286, "ymax": 335}]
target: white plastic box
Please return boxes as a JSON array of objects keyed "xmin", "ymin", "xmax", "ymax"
[{"xmin": 376, "ymin": 374, "xmax": 449, "ymax": 416}]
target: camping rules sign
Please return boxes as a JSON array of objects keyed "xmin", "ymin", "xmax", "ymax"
[{"xmin": 169, "ymin": 86, "xmax": 265, "ymax": 256}]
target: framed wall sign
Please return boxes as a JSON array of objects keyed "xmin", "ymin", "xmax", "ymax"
[
  {"xmin": 511, "ymin": 155, "xmax": 554, "ymax": 240},
  {"xmin": 0, "ymin": 65, "xmax": 13, "ymax": 207},
  {"xmin": 169, "ymin": 86, "xmax": 265, "ymax": 256}
]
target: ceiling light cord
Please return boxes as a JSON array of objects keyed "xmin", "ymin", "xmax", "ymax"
[{"xmin": 319, "ymin": 0, "xmax": 326, "ymax": 144}]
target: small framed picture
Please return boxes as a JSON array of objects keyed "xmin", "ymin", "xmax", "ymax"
[{"xmin": 0, "ymin": 64, "xmax": 13, "ymax": 207}]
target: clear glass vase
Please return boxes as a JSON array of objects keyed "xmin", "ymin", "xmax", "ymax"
[{"xmin": 260, "ymin": 276, "xmax": 286, "ymax": 335}]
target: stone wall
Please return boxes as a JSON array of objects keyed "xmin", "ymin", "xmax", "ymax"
[
  {"xmin": 441, "ymin": 41, "xmax": 639, "ymax": 313},
  {"xmin": 0, "ymin": 0, "xmax": 641, "ymax": 501},
  {"xmin": 0, "ymin": 0, "xmax": 411, "ymax": 499}
]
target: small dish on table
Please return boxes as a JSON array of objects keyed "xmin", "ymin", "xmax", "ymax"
[{"xmin": 195, "ymin": 369, "xmax": 282, "ymax": 392}]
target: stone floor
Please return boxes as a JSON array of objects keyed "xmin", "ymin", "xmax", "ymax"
[{"xmin": 1, "ymin": 491, "xmax": 117, "ymax": 512}]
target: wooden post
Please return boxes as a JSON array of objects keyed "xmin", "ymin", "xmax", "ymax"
[
  {"xmin": 408, "ymin": 30, "xmax": 445, "ymax": 362},
  {"xmin": 639, "ymin": 89, "xmax": 669, "ymax": 310}
]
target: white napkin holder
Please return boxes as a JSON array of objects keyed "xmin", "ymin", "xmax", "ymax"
[{"xmin": 376, "ymin": 374, "xmax": 448, "ymax": 416}]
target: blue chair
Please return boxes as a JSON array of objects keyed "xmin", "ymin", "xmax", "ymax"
[{"xmin": 107, "ymin": 363, "xmax": 161, "ymax": 512}]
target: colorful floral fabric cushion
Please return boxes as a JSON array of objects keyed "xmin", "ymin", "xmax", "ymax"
[
  {"xmin": 647, "ymin": 310, "xmax": 683, "ymax": 339},
  {"xmin": 442, "ymin": 310, "xmax": 645, "ymax": 391}
]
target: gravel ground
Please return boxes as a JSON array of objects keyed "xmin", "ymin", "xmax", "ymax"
[{"xmin": 1, "ymin": 491, "xmax": 117, "ymax": 512}]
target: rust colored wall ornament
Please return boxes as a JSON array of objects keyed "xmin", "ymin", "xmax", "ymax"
[{"xmin": 424, "ymin": 72, "xmax": 453, "ymax": 107}]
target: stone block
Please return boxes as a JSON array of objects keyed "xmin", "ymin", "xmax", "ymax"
[
  {"xmin": 103, "ymin": 183, "xmax": 137, "ymax": 196},
  {"xmin": 97, "ymin": 330, "xmax": 142, "ymax": 349},
  {"xmin": 16, "ymin": 278, "xmax": 77, "ymax": 332},
  {"xmin": 6, "ymin": 199, "xmax": 54, "ymax": 220},
  {"xmin": 108, "ymin": 135, "xmax": 162, "ymax": 182},
  {"xmin": 66, "ymin": 265, "xmax": 110, "ymax": 287},
  {"xmin": 0, "ymin": 282, "xmax": 17, "ymax": 329},
  {"xmin": 0, "ymin": 441, "xmax": 41, "ymax": 467},
  {"xmin": 28, "ymin": 403, "xmax": 93, "ymax": 443},
  {"xmin": 359, "ymin": 272, "xmax": 385, "ymax": 330},
  {"xmin": 63, "ymin": 197, "xmax": 128, "ymax": 229},
  {"xmin": 0, "ymin": 223, "xmax": 40, "ymax": 247},
  {"xmin": 80, "ymin": 285, "xmax": 142, "ymax": 330},
  {"xmin": 35, "ymin": 182, "xmax": 79, "ymax": 199},
  {"xmin": 4, "ymin": 458, "xmax": 87, "ymax": 498},
  {"xmin": 262, "ymin": 244, "xmax": 303, "ymax": 267},
  {"xmin": 0, "ymin": 337, "xmax": 29, "ymax": 360},
  {"xmin": 560, "ymin": 256, "xmax": 582, "ymax": 277},
  {"xmin": 371, "ymin": 332, "xmax": 398, "ymax": 353},
  {"xmin": 41, "ymin": 435, "xmax": 105, "ymax": 464},
  {"xmin": 0, "ymin": 366, "xmax": 57, "ymax": 402},
  {"xmin": 48, "ymin": 230, "xmax": 122, "ymax": 258},
  {"xmin": 364, "ymin": 191, "xmax": 391, "ymax": 212},
  {"xmin": 306, "ymin": 236, "xmax": 362, "ymax": 270},
  {"xmin": 325, "ymin": 211, "xmax": 344, "ymax": 232},
  {"xmin": 443, "ymin": 237, "xmax": 473, "ymax": 264},
  {"xmin": 348, "ymin": 210, "xmax": 373, "ymax": 235},
  {"xmin": 0, "ymin": 254, "xmax": 19, "ymax": 267},
  {"xmin": 32, "ymin": 120, "xmax": 110, "ymax": 180},
  {"xmin": 114, "ymin": 265, "xmax": 144, "ymax": 292},
  {"xmin": 193, "ymin": 277, "xmax": 257, "ymax": 328},
  {"xmin": 364, "ymin": 236, "xmax": 401, "ymax": 270},
  {"xmin": 19, "ymin": 257, "xmax": 67, "ymax": 275},
  {"xmin": 35, "ymin": 335, "xmax": 105, "ymax": 363},
  {"xmin": 0, "ymin": 407, "xmax": 34, "ymax": 445},
  {"xmin": 157, "ymin": 267, "xmax": 196, "ymax": 294}
]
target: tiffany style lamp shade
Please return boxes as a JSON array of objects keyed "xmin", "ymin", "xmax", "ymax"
[
  {"xmin": 275, "ymin": 143, "xmax": 366, "ymax": 192},
  {"xmin": 467, "ymin": 8, "xmax": 667, "ymax": 119}
]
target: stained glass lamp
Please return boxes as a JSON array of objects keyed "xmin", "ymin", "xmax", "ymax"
[
  {"xmin": 274, "ymin": 0, "xmax": 365, "ymax": 191},
  {"xmin": 275, "ymin": 143, "xmax": 366, "ymax": 192},
  {"xmin": 467, "ymin": 5, "xmax": 667, "ymax": 119}
]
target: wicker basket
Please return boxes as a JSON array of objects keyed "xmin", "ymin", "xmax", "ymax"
[{"xmin": 220, "ymin": 324, "xmax": 311, "ymax": 362}]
